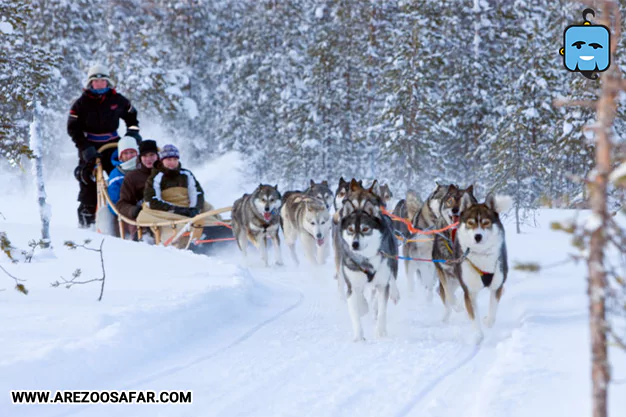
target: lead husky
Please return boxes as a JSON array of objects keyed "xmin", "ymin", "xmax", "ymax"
[
  {"xmin": 231, "ymin": 184, "xmax": 283, "ymax": 267},
  {"xmin": 452, "ymin": 193, "xmax": 511, "ymax": 343},
  {"xmin": 280, "ymin": 193, "xmax": 331, "ymax": 265},
  {"xmin": 333, "ymin": 179, "xmax": 384, "ymax": 290},
  {"xmin": 404, "ymin": 183, "xmax": 475, "ymax": 301},
  {"xmin": 339, "ymin": 200, "xmax": 400, "ymax": 341}
]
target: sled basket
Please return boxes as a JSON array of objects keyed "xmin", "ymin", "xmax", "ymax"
[{"xmin": 94, "ymin": 143, "xmax": 234, "ymax": 250}]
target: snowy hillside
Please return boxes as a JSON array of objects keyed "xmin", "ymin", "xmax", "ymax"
[{"xmin": 1, "ymin": 156, "xmax": 625, "ymax": 417}]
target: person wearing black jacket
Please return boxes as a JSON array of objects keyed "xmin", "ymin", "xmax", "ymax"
[{"xmin": 68, "ymin": 64, "xmax": 142, "ymax": 228}]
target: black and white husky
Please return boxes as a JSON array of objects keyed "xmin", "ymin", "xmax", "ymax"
[
  {"xmin": 453, "ymin": 193, "xmax": 511, "ymax": 344},
  {"xmin": 338, "ymin": 200, "xmax": 400, "ymax": 341},
  {"xmin": 280, "ymin": 193, "xmax": 331, "ymax": 265},
  {"xmin": 231, "ymin": 184, "xmax": 283, "ymax": 267}
]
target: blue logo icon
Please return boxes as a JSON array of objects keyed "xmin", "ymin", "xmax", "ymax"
[{"xmin": 560, "ymin": 9, "xmax": 610, "ymax": 79}]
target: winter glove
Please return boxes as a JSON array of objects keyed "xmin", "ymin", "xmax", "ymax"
[
  {"xmin": 81, "ymin": 146, "xmax": 100, "ymax": 163},
  {"xmin": 172, "ymin": 206, "xmax": 199, "ymax": 218},
  {"xmin": 131, "ymin": 205, "xmax": 142, "ymax": 219},
  {"xmin": 74, "ymin": 163, "xmax": 95, "ymax": 185},
  {"xmin": 125, "ymin": 127, "xmax": 142, "ymax": 144}
]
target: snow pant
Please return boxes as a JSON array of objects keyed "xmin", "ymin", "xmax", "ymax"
[{"xmin": 77, "ymin": 142, "xmax": 118, "ymax": 228}]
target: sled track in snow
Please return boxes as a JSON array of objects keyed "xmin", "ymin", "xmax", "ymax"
[
  {"xmin": 127, "ymin": 267, "xmax": 305, "ymax": 388},
  {"xmin": 392, "ymin": 344, "xmax": 480, "ymax": 417},
  {"xmin": 52, "ymin": 266, "xmax": 305, "ymax": 417}
]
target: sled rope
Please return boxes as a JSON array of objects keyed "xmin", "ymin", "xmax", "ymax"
[
  {"xmin": 380, "ymin": 248, "xmax": 470, "ymax": 264},
  {"xmin": 192, "ymin": 237, "xmax": 237, "ymax": 245},
  {"xmin": 381, "ymin": 207, "xmax": 458, "ymax": 235},
  {"xmin": 394, "ymin": 234, "xmax": 435, "ymax": 243}
]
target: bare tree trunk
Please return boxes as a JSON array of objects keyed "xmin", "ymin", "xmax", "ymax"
[
  {"xmin": 588, "ymin": 3, "xmax": 621, "ymax": 416},
  {"xmin": 30, "ymin": 101, "xmax": 51, "ymax": 249}
]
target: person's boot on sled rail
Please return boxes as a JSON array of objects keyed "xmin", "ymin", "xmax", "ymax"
[
  {"xmin": 137, "ymin": 144, "xmax": 222, "ymax": 248},
  {"xmin": 67, "ymin": 63, "xmax": 142, "ymax": 229}
]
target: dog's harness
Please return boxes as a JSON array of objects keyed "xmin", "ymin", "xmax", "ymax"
[{"xmin": 465, "ymin": 257, "xmax": 495, "ymax": 287}]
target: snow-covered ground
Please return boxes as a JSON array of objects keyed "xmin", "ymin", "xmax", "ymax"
[{"xmin": 1, "ymin": 154, "xmax": 625, "ymax": 417}]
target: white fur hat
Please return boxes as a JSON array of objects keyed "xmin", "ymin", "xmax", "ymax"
[
  {"xmin": 117, "ymin": 136, "xmax": 138, "ymax": 155},
  {"xmin": 86, "ymin": 64, "xmax": 115, "ymax": 88}
]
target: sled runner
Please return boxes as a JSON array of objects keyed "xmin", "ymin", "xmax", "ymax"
[{"xmin": 93, "ymin": 143, "xmax": 235, "ymax": 251}]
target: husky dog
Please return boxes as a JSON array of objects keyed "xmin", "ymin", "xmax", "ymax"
[
  {"xmin": 391, "ymin": 190, "xmax": 423, "ymax": 239},
  {"xmin": 404, "ymin": 183, "xmax": 475, "ymax": 300},
  {"xmin": 304, "ymin": 180, "xmax": 334, "ymax": 211},
  {"xmin": 450, "ymin": 193, "xmax": 511, "ymax": 344},
  {"xmin": 280, "ymin": 193, "xmax": 331, "ymax": 265},
  {"xmin": 339, "ymin": 200, "xmax": 400, "ymax": 341},
  {"xmin": 432, "ymin": 185, "xmax": 478, "ymax": 316},
  {"xmin": 333, "ymin": 179, "xmax": 384, "ymax": 290},
  {"xmin": 231, "ymin": 184, "xmax": 283, "ymax": 267},
  {"xmin": 379, "ymin": 183, "xmax": 394, "ymax": 207},
  {"xmin": 334, "ymin": 177, "xmax": 351, "ymax": 211}
]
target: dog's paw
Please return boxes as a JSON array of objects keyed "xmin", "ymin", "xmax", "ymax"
[
  {"xmin": 275, "ymin": 261, "xmax": 284, "ymax": 267},
  {"xmin": 389, "ymin": 282, "xmax": 400, "ymax": 304},
  {"xmin": 483, "ymin": 315, "xmax": 495, "ymax": 328},
  {"xmin": 353, "ymin": 335, "xmax": 366, "ymax": 342},
  {"xmin": 375, "ymin": 328, "xmax": 388, "ymax": 338}
]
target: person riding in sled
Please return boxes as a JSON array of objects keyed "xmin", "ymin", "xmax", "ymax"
[
  {"xmin": 116, "ymin": 139, "xmax": 159, "ymax": 240},
  {"xmin": 108, "ymin": 136, "xmax": 139, "ymax": 215},
  {"xmin": 137, "ymin": 144, "xmax": 228, "ymax": 249},
  {"xmin": 68, "ymin": 63, "xmax": 142, "ymax": 228}
]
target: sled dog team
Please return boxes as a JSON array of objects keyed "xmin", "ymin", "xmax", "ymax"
[{"xmin": 231, "ymin": 179, "xmax": 512, "ymax": 344}]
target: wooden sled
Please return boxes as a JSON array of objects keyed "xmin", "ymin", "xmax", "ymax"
[{"xmin": 94, "ymin": 143, "xmax": 234, "ymax": 250}]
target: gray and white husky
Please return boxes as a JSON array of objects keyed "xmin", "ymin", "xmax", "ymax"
[
  {"xmin": 452, "ymin": 193, "xmax": 511, "ymax": 344},
  {"xmin": 404, "ymin": 183, "xmax": 475, "ymax": 301},
  {"xmin": 280, "ymin": 193, "xmax": 331, "ymax": 265},
  {"xmin": 339, "ymin": 200, "xmax": 400, "ymax": 341},
  {"xmin": 231, "ymin": 184, "xmax": 283, "ymax": 267},
  {"xmin": 304, "ymin": 180, "xmax": 334, "ymax": 211}
]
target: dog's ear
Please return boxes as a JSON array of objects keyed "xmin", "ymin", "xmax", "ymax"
[
  {"xmin": 486, "ymin": 194, "xmax": 513, "ymax": 214},
  {"xmin": 350, "ymin": 178, "xmax": 361, "ymax": 191},
  {"xmin": 342, "ymin": 199, "xmax": 356, "ymax": 216},
  {"xmin": 274, "ymin": 184, "xmax": 279, "ymax": 190},
  {"xmin": 466, "ymin": 184, "xmax": 474, "ymax": 195},
  {"xmin": 259, "ymin": 183, "xmax": 264, "ymax": 189},
  {"xmin": 310, "ymin": 179, "xmax": 315, "ymax": 187},
  {"xmin": 460, "ymin": 192, "xmax": 474, "ymax": 214},
  {"xmin": 368, "ymin": 179, "xmax": 379, "ymax": 193},
  {"xmin": 322, "ymin": 180, "xmax": 328, "ymax": 186},
  {"xmin": 449, "ymin": 183, "xmax": 458, "ymax": 192},
  {"xmin": 363, "ymin": 200, "xmax": 378, "ymax": 217},
  {"xmin": 339, "ymin": 177, "xmax": 346, "ymax": 186},
  {"xmin": 435, "ymin": 180, "xmax": 442, "ymax": 187}
]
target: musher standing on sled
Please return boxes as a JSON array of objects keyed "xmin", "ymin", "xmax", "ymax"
[{"xmin": 68, "ymin": 64, "xmax": 142, "ymax": 228}]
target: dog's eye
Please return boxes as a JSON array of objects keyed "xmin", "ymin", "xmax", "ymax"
[
  {"xmin": 321, "ymin": 221, "xmax": 326, "ymax": 225},
  {"xmin": 361, "ymin": 226, "xmax": 370, "ymax": 233},
  {"xmin": 339, "ymin": 192, "xmax": 346, "ymax": 197},
  {"xmin": 310, "ymin": 222, "xmax": 315, "ymax": 225},
  {"xmin": 447, "ymin": 198, "xmax": 454, "ymax": 206},
  {"xmin": 481, "ymin": 219, "xmax": 491, "ymax": 228},
  {"xmin": 348, "ymin": 226, "xmax": 355, "ymax": 233},
  {"xmin": 467, "ymin": 219, "xmax": 477, "ymax": 227}
]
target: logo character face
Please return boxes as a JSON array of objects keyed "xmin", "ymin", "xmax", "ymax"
[{"xmin": 563, "ymin": 25, "xmax": 610, "ymax": 72}]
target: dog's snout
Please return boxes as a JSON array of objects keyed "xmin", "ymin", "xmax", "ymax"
[
  {"xmin": 352, "ymin": 241, "xmax": 360, "ymax": 250},
  {"xmin": 452, "ymin": 207, "xmax": 459, "ymax": 214},
  {"xmin": 264, "ymin": 206, "xmax": 270, "ymax": 212},
  {"xmin": 316, "ymin": 233, "xmax": 322, "ymax": 239},
  {"xmin": 474, "ymin": 234, "xmax": 483, "ymax": 243}
]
